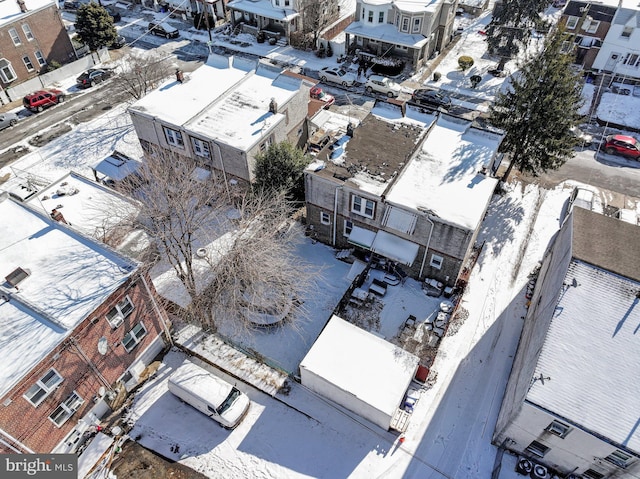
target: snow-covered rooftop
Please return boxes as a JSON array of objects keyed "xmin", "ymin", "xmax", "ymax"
[
  {"xmin": 386, "ymin": 115, "xmax": 502, "ymax": 230},
  {"xmin": 0, "ymin": 0, "xmax": 55, "ymax": 28},
  {"xmin": 300, "ymin": 315, "xmax": 419, "ymax": 419},
  {"xmin": 0, "ymin": 198, "xmax": 137, "ymax": 398},
  {"xmin": 226, "ymin": 0, "xmax": 297, "ymax": 20},
  {"xmin": 345, "ymin": 22, "xmax": 429, "ymax": 48}
]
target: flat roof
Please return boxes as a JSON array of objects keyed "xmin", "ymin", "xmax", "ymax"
[
  {"xmin": 0, "ymin": 0, "xmax": 54, "ymax": 28},
  {"xmin": 300, "ymin": 315, "xmax": 419, "ymax": 417},
  {"xmin": 386, "ymin": 115, "xmax": 501, "ymax": 230},
  {"xmin": 0, "ymin": 198, "xmax": 137, "ymax": 398}
]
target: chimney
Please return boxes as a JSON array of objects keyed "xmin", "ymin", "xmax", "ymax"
[
  {"xmin": 269, "ymin": 97, "xmax": 278, "ymax": 114},
  {"xmin": 17, "ymin": 0, "xmax": 27, "ymax": 13},
  {"xmin": 175, "ymin": 69, "xmax": 184, "ymax": 83},
  {"xmin": 51, "ymin": 209, "xmax": 68, "ymax": 224}
]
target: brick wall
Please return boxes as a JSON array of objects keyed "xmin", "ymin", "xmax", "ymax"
[{"xmin": 0, "ymin": 272, "xmax": 169, "ymax": 453}]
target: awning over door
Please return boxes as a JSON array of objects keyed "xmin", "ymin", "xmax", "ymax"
[
  {"xmin": 370, "ymin": 230, "xmax": 420, "ymax": 266},
  {"xmin": 348, "ymin": 226, "xmax": 376, "ymax": 249}
]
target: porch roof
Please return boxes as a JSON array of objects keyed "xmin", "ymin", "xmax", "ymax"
[
  {"xmin": 227, "ymin": 0, "xmax": 298, "ymax": 21},
  {"xmin": 370, "ymin": 230, "xmax": 420, "ymax": 267},
  {"xmin": 345, "ymin": 22, "xmax": 428, "ymax": 49}
]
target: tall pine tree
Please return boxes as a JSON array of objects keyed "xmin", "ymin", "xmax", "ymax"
[
  {"xmin": 489, "ymin": 27, "xmax": 584, "ymax": 181},
  {"xmin": 486, "ymin": 0, "xmax": 549, "ymax": 60},
  {"xmin": 75, "ymin": 2, "xmax": 118, "ymax": 51}
]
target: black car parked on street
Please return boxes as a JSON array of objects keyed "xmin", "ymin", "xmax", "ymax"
[{"xmin": 409, "ymin": 89, "xmax": 452, "ymax": 110}]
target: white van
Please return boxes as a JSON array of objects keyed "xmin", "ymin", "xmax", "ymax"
[{"xmin": 168, "ymin": 360, "xmax": 251, "ymax": 429}]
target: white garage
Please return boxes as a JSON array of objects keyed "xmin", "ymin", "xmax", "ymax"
[{"xmin": 300, "ymin": 315, "xmax": 419, "ymax": 430}]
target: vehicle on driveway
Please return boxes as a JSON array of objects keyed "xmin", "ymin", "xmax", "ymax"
[
  {"xmin": 76, "ymin": 68, "xmax": 113, "ymax": 88},
  {"xmin": 62, "ymin": 0, "xmax": 81, "ymax": 10},
  {"xmin": 319, "ymin": 67, "xmax": 357, "ymax": 87},
  {"xmin": 570, "ymin": 126, "xmax": 593, "ymax": 147},
  {"xmin": 310, "ymin": 86, "xmax": 335, "ymax": 108},
  {"xmin": 109, "ymin": 34, "xmax": 127, "ymax": 49},
  {"xmin": 0, "ymin": 112, "xmax": 19, "ymax": 131},
  {"xmin": 23, "ymin": 89, "xmax": 65, "ymax": 112},
  {"xmin": 365, "ymin": 74, "xmax": 402, "ymax": 97},
  {"xmin": 603, "ymin": 134, "xmax": 640, "ymax": 159},
  {"xmin": 104, "ymin": 5, "xmax": 121, "ymax": 22},
  {"xmin": 148, "ymin": 21, "xmax": 179, "ymax": 39},
  {"xmin": 409, "ymin": 88, "xmax": 452, "ymax": 110}
]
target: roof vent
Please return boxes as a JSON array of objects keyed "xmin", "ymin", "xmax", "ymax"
[
  {"xmin": 269, "ymin": 97, "xmax": 278, "ymax": 114},
  {"xmin": 5, "ymin": 267, "xmax": 30, "ymax": 287}
]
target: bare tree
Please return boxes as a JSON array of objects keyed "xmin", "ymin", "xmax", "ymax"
[
  {"xmin": 116, "ymin": 52, "xmax": 173, "ymax": 101},
  {"xmin": 300, "ymin": 0, "xmax": 330, "ymax": 49},
  {"xmin": 112, "ymin": 146, "xmax": 317, "ymax": 334}
]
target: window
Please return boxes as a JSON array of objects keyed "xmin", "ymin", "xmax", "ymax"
[
  {"xmin": 259, "ymin": 136, "xmax": 273, "ymax": 153},
  {"xmin": 624, "ymin": 53, "xmax": 639, "ymax": 67},
  {"xmin": 9, "ymin": 28, "xmax": 20, "ymax": 45},
  {"xmin": 139, "ymin": 139, "xmax": 152, "ymax": 153},
  {"xmin": 413, "ymin": 18, "xmax": 421, "ymax": 33},
  {"xmin": 582, "ymin": 470, "xmax": 604, "ymax": 479},
  {"xmin": 191, "ymin": 137, "xmax": 211, "ymax": 158},
  {"xmin": 284, "ymin": 0, "xmax": 289, "ymax": 5},
  {"xmin": 106, "ymin": 296, "xmax": 134, "ymax": 328},
  {"xmin": 22, "ymin": 55, "xmax": 34, "ymax": 72},
  {"xmin": 320, "ymin": 212, "xmax": 331, "ymax": 225},
  {"xmin": 0, "ymin": 59, "xmax": 17, "ymax": 82},
  {"xmin": 21, "ymin": 24, "xmax": 34, "ymax": 41},
  {"xmin": 123, "ymin": 322, "xmax": 147, "ymax": 352},
  {"xmin": 351, "ymin": 195, "xmax": 375, "ymax": 219},
  {"xmin": 275, "ymin": 0, "xmax": 279, "ymax": 5},
  {"xmin": 24, "ymin": 369, "xmax": 63, "ymax": 406},
  {"xmin": 362, "ymin": 9, "xmax": 365, "ymax": 20},
  {"xmin": 430, "ymin": 254, "xmax": 443, "ymax": 269},
  {"xmin": 622, "ymin": 26, "xmax": 633, "ymax": 38},
  {"xmin": 378, "ymin": 12, "xmax": 384, "ymax": 23},
  {"xmin": 526, "ymin": 440, "xmax": 549, "ymax": 458},
  {"xmin": 49, "ymin": 391, "xmax": 83, "ymax": 427},
  {"xmin": 565, "ymin": 16, "xmax": 578, "ymax": 30},
  {"xmin": 560, "ymin": 41, "xmax": 574, "ymax": 54},
  {"xmin": 164, "ymin": 127, "xmax": 184, "ymax": 148},
  {"xmin": 34, "ymin": 50, "xmax": 46, "ymax": 67},
  {"xmin": 546, "ymin": 420, "xmax": 570, "ymax": 438},
  {"xmin": 401, "ymin": 17, "xmax": 409, "ymax": 32},
  {"xmin": 582, "ymin": 19, "xmax": 600, "ymax": 34},
  {"xmin": 605, "ymin": 450, "xmax": 633, "ymax": 468},
  {"xmin": 368, "ymin": 11, "xmax": 373, "ymax": 23},
  {"xmin": 344, "ymin": 220, "xmax": 353, "ymax": 236}
]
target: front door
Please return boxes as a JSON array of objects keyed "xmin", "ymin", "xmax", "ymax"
[{"xmin": 604, "ymin": 52, "xmax": 621, "ymax": 72}]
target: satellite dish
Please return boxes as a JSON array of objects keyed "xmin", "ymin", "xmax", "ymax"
[
  {"xmin": 98, "ymin": 386, "xmax": 106, "ymax": 397},
  {"xmin": 97, "ymin": 337, "xmax": 108, "ymax": 355}
]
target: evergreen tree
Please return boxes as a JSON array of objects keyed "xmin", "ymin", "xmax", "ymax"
[
  {"xmin": 75, "ymin": 2, "xmax": 118, "ymax": 51},
  {"xmin": 489, "ymin": 28, "xmax": 584, "ymax": 182},
  {"xmin": 254, "ymin": 141, "xmax": 310, "ymax": 202},
  {"xmin": 486, "ymin": 0, "xmax": 549, "ymax": 60}
]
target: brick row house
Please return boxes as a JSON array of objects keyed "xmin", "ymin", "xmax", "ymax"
[
  {"xmin": 0, "ymin": 0, "xmax": 75, "ymax": 94},
  {"xmin": 0, "ymin": 196, "xmax": 170, "ymax": 454}
]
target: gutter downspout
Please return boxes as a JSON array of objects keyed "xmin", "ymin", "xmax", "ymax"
[
  {"xmin": 419, "ymin": 214, "xmax": 435, "ymax": 279},
  {"xmin": 333, "ymin": 185, "xmax": 343, "ymax": 246}
]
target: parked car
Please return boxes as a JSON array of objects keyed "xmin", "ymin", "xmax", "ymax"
[
  {"xmin": 365, "ymin": 74, "xmax": 402, "ymax": 98},
  {"xmin": 104, "ymin": 5, "xmax": 121, "ymax": 22},
  {"xmin": 410, "ymin": 89, "xmax": 452, "ymax": 110},
  {"xmin": 168, "ymin": 360, "xmax": 251, "ymax": 429},
  {"xmin": 0, "ymin": 112, "xmax": 19, "ymax": 131},
  {"xmin": 310, "ymin": 86, "xmax": 335, "ymax": 108},
  {"xmin": 148, "ymin": 21, "xmax": 179, "ymax": 39},
  {"xmin": 62, "ymin": 0, "xmax": 81, "ymax": 10},
  {"xmin": 23, "ymin": 89, "xmax": 65, "ymax": 112},
  {"xmin": 603, "ymin": 134, "xmax": 640, "ymax": 159},
  {"xmin": 319, "ymin": 67, "xmax": 357, "ymax": 87},
  {"xmin": 109, "ymin": 34, "xmax": 127, "ymax": 49},
  {"xmin": 570, "ymin": 126, "xmax": 593, "ymax": 147},
  {"xmin": 76, "ymin": 68, "xmax": 113, "ymax": 88}
]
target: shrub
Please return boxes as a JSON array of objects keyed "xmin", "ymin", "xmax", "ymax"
[
  {"xmin": 326, "ymin": 42, "xmax": 333, "ymax": 58},
  {"xmin": 316, "ymin": 44, "xmax": 326, "ymax": 58},
  {"xmin": 433, "ymin": 71, "xmax": 442, "ymax": 81},
  {"xmin": 458, "ymin": 55, "xmax": 474, "ymax": 71}
]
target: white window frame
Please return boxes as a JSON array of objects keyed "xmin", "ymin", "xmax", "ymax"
[
  {"xmin": 0, "ymin": 59, "xmax": 17, "ymax": 82},
  {"xmin": 526, "ymin": 440, "xmax": 549, "ymax": 457},
  {"xmin": 624, "ymin": 53, "xmax": 639, "ymax": 67},
  {"xmin": 123, "ymin": 322, "xmax": 147, "ymax": 352},
  {"xmin": 106, "ymin": 296, "xmax": 134, "ymax": 328},
  {"xmin": 430, "ymin": 254, "xmax": 443, "ymax": 269},
  {"xmin": 22, "ymin": 55, "xmax": 35, "ymax": 72},
  {"xmin": 24, "ymin": 369, "xmax": 63, "ymax": 406},
  {"xmin": 34, "ymin": 50, "xmax": 46, "ymax": 66},
  {"xmin": 320, "ymin": 211, "xmax": 331, "ymax": 225},
  {"xmin": 605, "ymin": 450, "xmax": 633, "ymax": 468},
  {"xmin": 362, "ymin": 8, "xmax": 365, "ymax": 20},
  {"xmin": 546, "ymin": 420, "xmax": 570, "ymax": 438},
  {"xmin": 164, "ymin": 127, "xmax": 184, "ymax": 148},
  {"xmin": 378, "ymin": 12, "xmax": 384, "ymax": 23},
  {"xmin": 582, "ymin": 19, "xmax": 600, "ymax": 34},
  {"xmin": 9, "ymin": 28, "xmax": 21, "ymax": 45},
  {"xmin": 351, "ymin": 195, "xmax": 375, "ymax": 219},
  {"xmin": 49, "ymin": 391, "xmax": 83, "ymax": 427},
  {"xmin": 191, "ymin": 137, "xmax": 211, "ymax": 158},
  {"xmin": 343, "ymin": 220, "xmax": 353, "ymax": 236},
  {"xmin": 22, "ymin": 24, "xmax": 34, "ymax": 41},
  {"xmin": 412, "ymin": 18, "xmax": 421, "ymax": 33},
  {"xmin": 401, "ymin": 17, "xmax": 409, "ymax": 32},
  {"xmin": 565, "ymin": 16, "xmax": 578, "ymax": 30},
  {"xmin": 368, "ymin": 10, "xmax": 373, "ymax": 23}
]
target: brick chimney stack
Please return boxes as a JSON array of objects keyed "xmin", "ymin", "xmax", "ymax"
[
  {"xmin": 17, "ymin": 0, "xmax": 28, "ymax": 13},
  {"xmin": 51, "ymin": 209, "xmax": 68, "ymax": 224}
]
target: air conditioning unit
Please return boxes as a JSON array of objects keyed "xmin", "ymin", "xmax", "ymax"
[
  {"xmin": 516, "ymin": 458, "xmax": 533, "ymax": 475},
  {"xmin": 531, "ymin": 463, "xmax": 549, "ymax": 479}
]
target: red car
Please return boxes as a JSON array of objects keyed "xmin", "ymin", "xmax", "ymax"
[
  {"xmin": 23, "ymin": 89, "xmax": 65, "ymax": 113},
  {"xmin": 603, "ymin": 134, "xmax": 640, "ymax": 159},
  {"xmin": 310, "ymin": 86, "xmax": 335, "ymax": 109}
]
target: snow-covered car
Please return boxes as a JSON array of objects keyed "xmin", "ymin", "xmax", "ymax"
[
  {"xmin": 570, "ymin": 126, "xmax": 593, "ymax": 147},
  {"xmin": 310, "ymin": 86, "xmax": 335, "ymax": 108},
  {"xmin": 319, "ymin": 67, "xmax": 357, "ymax": 87},
  {"xmin": 148, "ymin": 22, "xmax": 179, "ymax": 39},
  {"xmin": 364, "ymin": 75, "xmax": 402, "ymax": 98},
  {"xmin": 0, "ymin": 112, "xmax": 19, "ymax": 131}
]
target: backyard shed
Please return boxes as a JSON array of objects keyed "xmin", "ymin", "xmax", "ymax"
[{"xmin": 300, "ymin": 315, "xmax": 419, "ymax": 430}]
